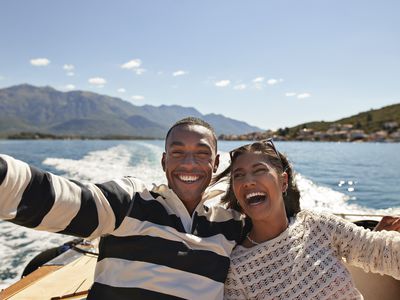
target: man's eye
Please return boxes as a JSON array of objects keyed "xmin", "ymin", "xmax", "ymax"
[
  {"xmin": 171, "ymin": 151, "xmax": 184, "ymax": 157},
  {"xmin": 196, "ymin": 152, "xmax": 210, "ymax": 158}
]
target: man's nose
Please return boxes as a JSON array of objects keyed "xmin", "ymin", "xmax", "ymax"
[{"xmin": 181, "ymin": 153, "xmax": 197, "ymax": 165}]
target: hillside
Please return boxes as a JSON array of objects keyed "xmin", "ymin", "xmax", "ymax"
[
  {"xmin": 0, "ymin": 84, "xmax": 262, "ymax": 138},
  {"xmin": 219, "ymin": 103, "xmax": 400, "ymax": 142},
  {"xmin": 287, "ymin": 103, "xmax": 400, "ymax": 136}
]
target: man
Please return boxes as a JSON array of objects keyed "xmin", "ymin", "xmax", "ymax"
[{"xmin": 0, "ymin": 117, "xmax": 246, "ymax": 300}]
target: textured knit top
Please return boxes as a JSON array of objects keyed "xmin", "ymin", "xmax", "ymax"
[
  {"xmin": 224, "ymin": 210, "xmax": 400, "ymax": 300},
  {"xmin": 0, "ymin": 154, "xmax": 246, "ymax": 300}
]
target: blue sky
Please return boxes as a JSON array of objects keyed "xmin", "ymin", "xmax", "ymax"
[{"xmin": 0, "ymin": 0, "xmax": 399, "ymax": 130}]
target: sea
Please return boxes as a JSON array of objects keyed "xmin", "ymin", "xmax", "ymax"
[{"xmin": 1, "ymin": 139, "xmax": 400, "ymax": 288}]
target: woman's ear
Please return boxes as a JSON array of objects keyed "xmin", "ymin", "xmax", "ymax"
[{"xmin": 281, "ymin": 171, "xmax": 289, "ymax": 192}]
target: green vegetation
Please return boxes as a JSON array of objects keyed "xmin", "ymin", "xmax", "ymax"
[{"xmin": 285, "ymin": 103, "xmax": 400, "ymax": 138}]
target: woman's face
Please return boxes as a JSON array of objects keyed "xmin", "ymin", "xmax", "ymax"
[{"xmin": 231, "ymin": 152, "xmax": 287, "ymax": 221}]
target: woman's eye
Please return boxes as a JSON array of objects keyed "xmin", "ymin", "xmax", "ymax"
[
  {"xmin": 233, "ymin": 173, "xmax": 244, "ymax": 179},
  {"xmin": 254, "ymin": 168, "xmax": 267, "ymax": 175}
]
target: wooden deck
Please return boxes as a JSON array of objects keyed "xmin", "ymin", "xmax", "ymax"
[{"xmin": 0, "ymin": 253, "xmax": 97, "ymax": 300}]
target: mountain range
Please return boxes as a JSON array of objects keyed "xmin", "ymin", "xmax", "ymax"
[{"xmin": 0, "ymin": 84, "xmax": 262, "ymax": 138}]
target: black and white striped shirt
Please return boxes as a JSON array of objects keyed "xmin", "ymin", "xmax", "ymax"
[{"xmin": 0, "ymin": 155, "xmax": 246, "ymax": 300}]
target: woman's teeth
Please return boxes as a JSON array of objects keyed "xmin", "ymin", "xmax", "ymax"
[{"xmin": 245, "ymin": 192, "xmax": 266, "ymax": 205}]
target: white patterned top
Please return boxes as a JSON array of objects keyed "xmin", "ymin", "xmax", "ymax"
[{"xmin": 224, "ymin": 210, "xmax": 400, "ymax": 300}]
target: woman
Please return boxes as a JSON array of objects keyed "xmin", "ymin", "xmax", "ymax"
[{"xmin": 215, "ymin": 139, "xmax": 400, "ymax": 299}]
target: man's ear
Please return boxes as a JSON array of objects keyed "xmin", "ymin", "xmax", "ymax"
[
  {"xmin": 161, "ymin": 152, "xmax": 166, "ymax": 171},
  {"xmin": 213, "ymin": 154, "xmax": 220, "ymax": 173}
]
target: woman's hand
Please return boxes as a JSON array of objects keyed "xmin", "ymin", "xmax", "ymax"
[{"xmin": 374, "ymin": 216, "xmax": 400, "ymax": 232}]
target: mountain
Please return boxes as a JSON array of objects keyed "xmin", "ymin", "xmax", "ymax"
[{"xmin": 0, "ymin": 84, "xmax": 262, "ymax": 138}]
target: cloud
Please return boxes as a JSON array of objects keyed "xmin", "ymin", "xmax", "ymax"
[
  {"xmin": 0, "ymin": 75, "xmax": 4, "ymax": 80},
  {"xmin": 131, "ymin": 95, "xmax": 145, "ymax": 101},
  {"xmin": 117, "ymin": 88, "xmax": 126, "ymax": 93},
  {"xmin": 215, "ymin": 80, "xmax": 231, "ymax": 87},
  {"xmin": 135, "ymin": 68, "xmax": 146, "ymax": 75},
  {"xmin": 66, "ymin": 72, "xmax": 75, "ymax": 76},
  {"xmin": 285, "ymin": 92, "xmax": 297, "ymax": 97},
  {"xmin": 121, "ymin": 59, "xmax": 142, "ymax": 70},
  {"xmin": 253, "ymin": 77, "xmax": 264, "ymax": 83},
  {"xmin": 297, "ymin": 93, "xmax": 311, "ymax": 99},
  {"xmin": 267, "ymin": 78, "xmax": 284, "ymax": 85},
  {"xmin": 233, "ymin": 84, "xmax": 247, "ymax": 90},
  {"xmin": 30, "ymin": 58, "xmax": 50, "ymax": 66},
  {"xmin": 88, "ymin": 77, "xmax": 106, "ymax": 87},
  {"xmin": 65, "ymin": 84, "xmax": 75, "ymax": 90},
  {"xmin": 63, "ymin": 64, "xmax": 74, "ymax": 71},
  {"xmin": 172, "ymin": 70, "xmax": 188, "ymax": 77}
]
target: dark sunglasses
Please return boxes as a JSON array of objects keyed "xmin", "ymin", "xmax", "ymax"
[{"xmin": 229, "ymin": 138, "xmax": 282, "ymax": 164}]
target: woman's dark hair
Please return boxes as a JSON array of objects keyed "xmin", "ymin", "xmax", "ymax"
[{"xmin": 212, "ymin": 141, "xmax": 301, "ymax": 218}]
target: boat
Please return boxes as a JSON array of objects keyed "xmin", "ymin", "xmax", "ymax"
[
  {"xmin": 1, "ymin": 214, "xmax": 399, "ymax": 300},
  {"xmin": 0, "ymin": 240, "xmax": 98, "ymax": 300}
]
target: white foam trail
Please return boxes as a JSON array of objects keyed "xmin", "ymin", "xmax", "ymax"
[
  {"xmin": 297, "ymin": 173, "xmax": 400, "ymax": 218},
  {"xmin": 1, "ymin": 142, "xmax": 167, "ymax": 288},
  {"xmin": 43, "ymin": 143, "xmax": 167, "ymax": 186}
]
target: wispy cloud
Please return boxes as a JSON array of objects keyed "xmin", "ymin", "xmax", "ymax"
[
  {"xmin": 65, "ymin": 84, "xmax": 75, "ymax": 90},
  {"xmin": 30, "ymin": 58, "xmax": 50, "ymax": 66},
  {"xmin": 135, "ymin": 68, "xmax": 146, "ymax": 75},
  {"xmin": 215, "ymin": 80, "xmax": 230, "ymax": 87},
  {"xmin": 88, "ymin": 77, "xmax": 106, "ymax": 87},
  {"xmin": 172, "ymin": 70, "xmax": 188, "ymax": 77},
  {"xmin": 0, "ymin": 75, "xmax": 4, "ymax": 80},
  {"xmin": 267, "ymin": 78, "xmax": 284, "ymax": 85},
  {"xmin": 121, "ymin": 59, "xmax": 146, "ymax": 75},
  {"xmin": 63, "ymin": 64, "xmax": 74, "ymax": 71},
  {"xmin": 121, "ymin": 59, "xmax": 142, "ymax": 69},
  {"xmin": 117, "ymin": 88, "xmax": 126, "ymax": 93},
  {"xmin": 234, "ymin": 84, "xmax": 247, "ymax": 90},
  {"xmin": 285, "ymin": 92, "xmax": 297, "ymax": 97},
  {"xmin": 253, "ymin": 77, "xmax": 264, "ymax": 83},
  {"xmin": 131, "ymin": 95, "xmax": 145, "ymax": 101},
  {"xmin": 297, "ymin": 93, "xmax": 311, "ymax": 99},
  {"xmin": 66, "ymin": 72, "xmax": 75, "ymax": 77}
]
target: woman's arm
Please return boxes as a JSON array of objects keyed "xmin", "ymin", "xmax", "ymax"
[{"xmin": 328, "ymin": 213, "xmax": 400, "ymax": 279}]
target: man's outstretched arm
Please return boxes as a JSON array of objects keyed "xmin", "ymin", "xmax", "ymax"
[{"xmin": 0, "ymin": 154, "xmax": 136, "ymax": 238}]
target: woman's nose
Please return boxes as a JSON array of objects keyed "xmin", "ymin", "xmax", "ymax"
[{"xmin": 242, "ymin": 175, "xmax": 256, "ymax": 188}]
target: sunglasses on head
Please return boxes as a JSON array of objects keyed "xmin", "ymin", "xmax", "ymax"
[{"xmin": 229, "ymin": 138, "xmax": 282, "ymax": 164}]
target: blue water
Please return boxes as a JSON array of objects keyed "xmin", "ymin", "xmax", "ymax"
[{"xmin": 0, "ymin": 140, "xmax": 399, "ymax": 287}]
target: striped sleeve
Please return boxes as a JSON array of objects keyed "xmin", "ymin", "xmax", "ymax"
[{"xmin": 0, "ymin": 154, "xmax": 136, "ymax": 238}]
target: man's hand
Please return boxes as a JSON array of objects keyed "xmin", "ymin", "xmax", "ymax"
[{"xmin": 374, "ymin": 216, "xmax": 400, "ymax": 232}]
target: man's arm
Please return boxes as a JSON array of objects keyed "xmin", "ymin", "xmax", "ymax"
[{"xmin": 0, "ymin": 154, "xmax": 136, "ymax": 238}]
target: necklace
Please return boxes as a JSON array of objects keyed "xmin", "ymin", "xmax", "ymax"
[{"xmin": 246, "ymin": 233, "xmax": 260, "ymax": 246}]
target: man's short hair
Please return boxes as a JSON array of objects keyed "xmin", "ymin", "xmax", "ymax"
[{"xmin": 165, "ymin": 117, "xmax": 217, "ymax": 150}]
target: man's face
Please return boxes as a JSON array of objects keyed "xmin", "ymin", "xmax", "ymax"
[{"xmin": 162, "ymin": 124, "xmax": 219, "ymax": 213}]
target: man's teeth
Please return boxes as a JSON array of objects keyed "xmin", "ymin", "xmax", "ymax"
[
  {"xmin": 246, "ymin": 192, "xmax": 266, "ymax": 199},
  {"xmin": 179, "ymin": 175, "xmax": 200, "ymax": 182}
]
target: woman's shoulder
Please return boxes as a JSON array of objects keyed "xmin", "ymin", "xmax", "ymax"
[{"xmin": 296, "ymin": 209, "xmax": 348, "ymax": 230}]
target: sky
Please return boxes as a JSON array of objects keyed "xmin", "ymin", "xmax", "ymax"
[{"xmin": 0, "ymin": 0, "xmax": 399, "ymax": 130}]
